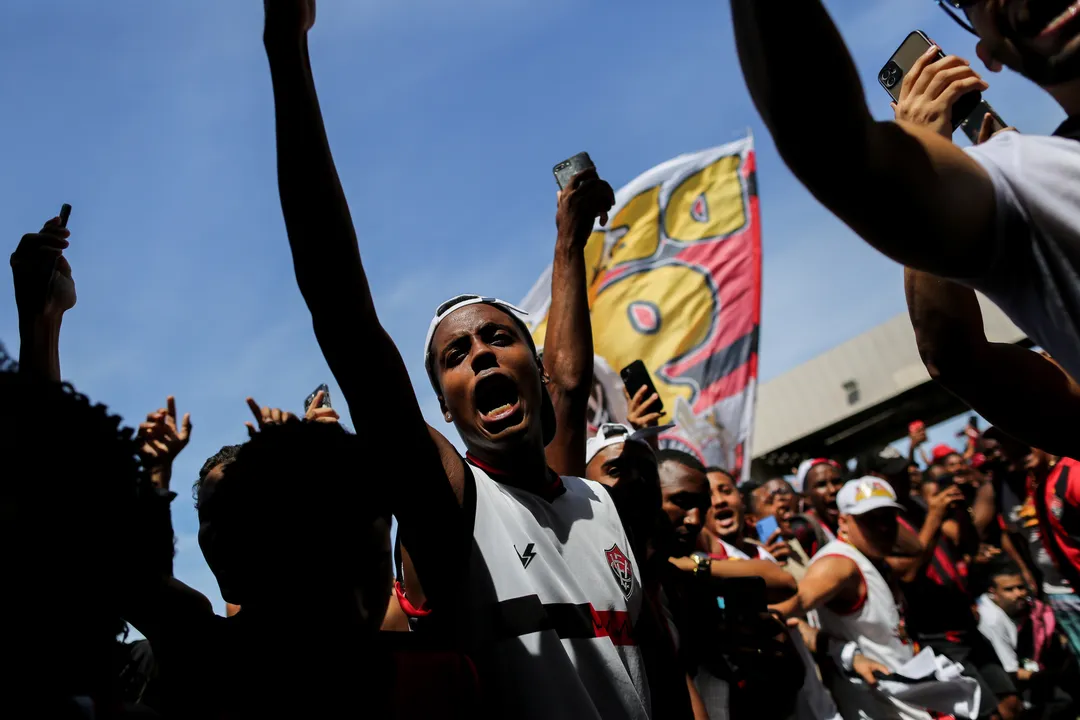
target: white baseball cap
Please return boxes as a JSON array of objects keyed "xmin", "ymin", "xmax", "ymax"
[
  {"xmin": 836, "ymin": 477, "xmax": 904, "ymax": 516},
  {"xmin": 585, "ymin": 422, "xmax": 674, "ymax": 465},
  {"xmin": 423, "ymin": 294, "xmax": 533, "ymax": 392}
]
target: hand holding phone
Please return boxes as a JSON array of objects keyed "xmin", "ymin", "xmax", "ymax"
[
  {"xmin": 305, "ymin": 383, "xmax": 331, "ymax": 412},
  {"xmin": 553, "ymin": 152, "xmax": 595, "ymax": 190},
  {"xmin": 880, "ymin": 31, "xmax": 989, "ymax": 143},
  {"xmin": 620, "ymin": 360, "xmax": 664, "ymax": 416}
]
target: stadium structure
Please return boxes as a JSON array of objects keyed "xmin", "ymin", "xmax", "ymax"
[{"xmin": 749, "ymin": 295, "xmax": 1029, "ymax": 481}]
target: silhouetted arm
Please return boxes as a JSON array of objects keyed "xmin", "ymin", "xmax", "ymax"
[
  {"xmin": 544, "ymin": 170, "xmax": 613, "ymax": 477},
  {"xmin": 263, "ymin": 3, "xmax": 465, "ymax": 610},
  {"xmin": 728, "ymin": 1, "xmax": 996, "ymax": 278},
  {"xmin": 906, "ymin": 268, "xmax": 1080, "ymax": 458}
]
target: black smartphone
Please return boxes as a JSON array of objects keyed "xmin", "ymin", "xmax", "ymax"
[
  {"xmin": 553, "ymin": 152, "xmax": 595, "ymax": 190},
  {"xmin": 304, "ymin": 383, "xmax": 331, "ymax": 411},
  {"xmin": 958, "ymin": 99, "xmax": 1009, "ymax": 143},
  {"xmin": 934, "ymin": 472, "xmax": 956, "ymax": 490},
  {"xmin": 620, "ymin": 360, "xmax": 664, "ymax": 415},
  {"xmin": 878, "ymin": 31, "xmax": 983, "ymax": 142},
  {"xmin": 59, "ymin": 204, "xmax": 72, "ymax": 229}
]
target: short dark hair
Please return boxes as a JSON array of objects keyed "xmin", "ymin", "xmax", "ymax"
[
  {"xmin": 987, "ymin": 557, "xmax": 1024, "ymax": 582},
  {"xmin": 194, "ymin": 444, "xmax": 243, "ymax": 509},
  {"xmin": 656, "ymin": 449, "xmax": 707, "ymax": 474},
  {"xmin": 740, "ymin": 479, "xmax": 764, "ymax": 513},
  {"xmin": 200, "ymin": 421, "xmax": 390, "ymax": 605}
]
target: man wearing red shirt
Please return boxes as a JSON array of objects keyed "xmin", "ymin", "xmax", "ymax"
[{"xmin": 1034, "ymin": 457, "xmax": 1080, "ymax": 658}]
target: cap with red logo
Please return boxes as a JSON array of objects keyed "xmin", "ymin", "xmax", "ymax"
[{"xmin": 836, "ymin": 477, "xmax": 904, "ymax": 516}]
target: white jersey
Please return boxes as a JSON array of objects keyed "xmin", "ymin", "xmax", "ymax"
[
  {"xmin": 811, "ymin": 540, "xmax": 914, "ymax": 671},
  {"xmin": 810, "ymin": 541, "xmax": 931, "ymax": 720},
  {"xmin": 963, "ymin": 131, "xmax": 1080, "ymax": 381},
  {"xmin": 463, "ymin": 461, "xmax": 651, "ymax": 720}
]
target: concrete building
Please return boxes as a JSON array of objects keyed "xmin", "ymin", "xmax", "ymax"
[{"xmin": 750, "ymin": 296, "xmax": 1029, "ymax": 480}]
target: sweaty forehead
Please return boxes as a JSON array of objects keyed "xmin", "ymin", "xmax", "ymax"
[
  {"xmin": 807, "ymin": 465, "xmax": 838, "ymax": 484},
  {"xmin": 432, "ymin": 304, "xmax": 523, "ymax": 351},
  {"xmin": 763, "ymin": 479, "xmax": 788, "ymax": 494},
  {"xmin": 707, "ymin": 470, "xmax": 735, "ymax": 492},
  {"xmin": 661, "ymin": 461, "xmax": 706, "ymax": 491}
]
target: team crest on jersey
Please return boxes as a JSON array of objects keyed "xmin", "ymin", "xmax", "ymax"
[
  {"xmin": 605, "ymin": 544, "xmax": 634, "ymax": 599},
  {"xmin": 1052, "ymin": 496, "xmax": 1064, "ymax": 520}
]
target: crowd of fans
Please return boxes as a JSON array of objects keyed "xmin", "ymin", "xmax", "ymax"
[{"xmin": 8, "ymin": 0, "xmax": 1080, "ymax": 718}]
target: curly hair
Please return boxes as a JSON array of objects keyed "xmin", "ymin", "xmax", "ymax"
[
  {"xmin": 0, "ymin": 368, "xmax": 168, "ymax": 698},
  {"xmin": 198, "ymin": 421, "xmax": 391, "ymax": 607},
  {"xmin": 194, "ymin": 444, "xmax": 242, "ymax": 509}
]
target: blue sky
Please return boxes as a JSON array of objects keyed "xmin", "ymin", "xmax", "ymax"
[{"xmin": 0, "ymin": 1, "xmax": 1064, "ymax": 614}]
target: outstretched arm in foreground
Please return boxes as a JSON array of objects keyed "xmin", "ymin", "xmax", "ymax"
[
  {"xmin": 728, "ymin": 1, "xmax": 995, "ymax": 279},
  {"xmin": 263, "ymin": 0, "xmax": 464, "ymax": 610},
  {"xmin": 906, "ymin": 268, "xmax": 1080, "ymax": 459},
  {"xmin": 544, "ymin": 168, "xmax": 614, "ymax": 477}
]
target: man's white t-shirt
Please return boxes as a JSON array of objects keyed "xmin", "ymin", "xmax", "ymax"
[
  {"xmin": 964, "ymin": 130, "xmax": 1080, "ymax": 379},
  {"xmin": 975, "ymin": 594, "xmax": 1020, "ymax": 674}
]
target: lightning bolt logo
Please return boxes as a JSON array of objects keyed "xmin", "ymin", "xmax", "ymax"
[{"xmin": 515, "ymin": 543, "xmax": 537, "ymax": 570}]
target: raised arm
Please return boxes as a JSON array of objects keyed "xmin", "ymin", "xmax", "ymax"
[
  {"xmin": 906, "ymin": 268, "xmax": 1080, "ymax": 459},
  {"xmin": 10, "ymin": 216, "xmax": 76, "ymax": 382},
  {"xmin": 728, "ymin": 1, "xmax": 996, "ymax": 278},
  {"xmin": 544, "ymin": 168, "xmax": 614, "ymax": 476},
  {"xmin": 262, "ymin": 0, "xmax": 465, "ymax": 608},
  {"xmin": 886, "ymin": 486, "xmax": 963, "ymax": 583}
]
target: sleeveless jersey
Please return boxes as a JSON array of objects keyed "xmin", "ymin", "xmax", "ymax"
[
  {"xmin": 811, "ymin": 540, "xmax": 915, "ymax": 671},
  {"xmin": 810, "ymin": 541, "xmax": 931, "ymax": 720},
  {"xmin": 463, "ymin": 462, "xmax": 652, "ymax": 719}
]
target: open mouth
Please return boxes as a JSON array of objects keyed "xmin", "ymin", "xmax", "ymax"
[
  {"xmin": 473, "ymin": 372, "xmax": 523, "ymax": 426},
  {"xmin": 777, "ymin": 507, "xmax": 794, "ymax": 522},
  {"xmin": 825, "ymin": 500, "xmax": 839, "ymax": 517},
  {"xmin": 713, "ymin": 507, "xmax": 739, "ymax": 532}
]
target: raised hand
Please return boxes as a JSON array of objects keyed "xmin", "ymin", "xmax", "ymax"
[
  {"xmin": 263, "ymin": 0, "xmax": 315, "ymax": 41},
  {"xmin": 138, "ymin": 396, "xmax": 193, "ymax": 490},
  {"xmin": 245, "ymin": 397, "xmax": 298, "ymax": 437},
  {"xmin": 304, "ymin": 390, "xmax": 340, "ymax": 424},
  {"xmin": 928, "ymin": 484, "xmax": 965, "ymax": 517},
  {"xmin": 623, "ymin": 384, "xmax": 662, "ymax": 430},
  {"xmin": 892, "ymin": 47, "xmax": 988, "ymax": 139},
  {"xmin": 10, "ymin": 216, "xmax": 76, "ymax": 319},
  {"xmin": 555, "ymin": 167, "xmax": 616, "ymax": 248}
]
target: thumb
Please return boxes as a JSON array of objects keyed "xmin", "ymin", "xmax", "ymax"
[{"xmin": 977, "ymin": 113, "xmax": 994, "ymax": 145}]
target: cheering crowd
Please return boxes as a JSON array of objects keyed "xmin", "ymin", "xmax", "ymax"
[{"xmin": 8, "ymin": 0, "xmax": 1080, "ymax": 717}]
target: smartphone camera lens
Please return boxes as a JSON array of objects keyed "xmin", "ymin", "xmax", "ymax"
[{"xmin": 880, "ymin": 62, "xmax": 901, "ymax": 89}]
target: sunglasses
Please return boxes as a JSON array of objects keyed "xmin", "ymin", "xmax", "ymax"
[{"xmin": 937, "ymin": 0, "xmax": 978, "ymax": 35}]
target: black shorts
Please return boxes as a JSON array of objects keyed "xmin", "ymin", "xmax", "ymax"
[{"xmin": 921, "ymin": 631, "xmax": 1018, "ymax": 719}]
